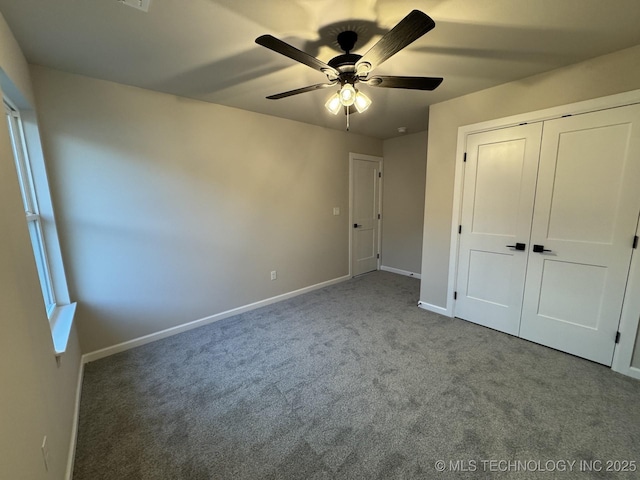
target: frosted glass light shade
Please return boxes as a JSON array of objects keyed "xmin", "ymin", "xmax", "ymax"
[
  {"xmin": 325, "ymin": 93, "xmax": 342, "ymax": 115},
  {"xmin": 354, "ymin": 91, "xmax": 372, "ymax": 113},
  {"xmin": 339, "ymin": 84, "xmax": 356, "ymax": 106}
]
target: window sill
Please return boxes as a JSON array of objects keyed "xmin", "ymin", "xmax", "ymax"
[{"xmin": 50, "ymin": 302, "xmax": 77, "ymax": 355}]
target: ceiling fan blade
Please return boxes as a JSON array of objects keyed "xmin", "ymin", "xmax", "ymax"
[
  {"xmin": 256, "ymin": 35, "xmax": 340, "ymax": 77},
  {"xmin": 365, "ymin": 76, "xmax": 443, "ymax": 90},
  {"xmin": 266, "ymin": 82, "xmax": 338, "ymax": 100},
  {"xmin": 356, "ymin": 10, "xmax": 435, "ymax": 72}
]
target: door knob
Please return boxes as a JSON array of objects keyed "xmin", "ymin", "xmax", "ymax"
[
  {"xmin": 353, "ymin": 223, "xmax": 362, "ymax": 228},
  {"xmin": 506, "ymin": 243, "xmax": 526, "ymax": 251},
  {"xmin": 533, "ymin": 244, "xmax": 552, "ymax": 253}
]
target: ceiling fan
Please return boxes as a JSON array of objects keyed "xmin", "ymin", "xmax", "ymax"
[{"xmin": 255, "ymin": 10, "xmax": 443, "ymax": 121}]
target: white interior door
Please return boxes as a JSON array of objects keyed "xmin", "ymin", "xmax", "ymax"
[
  {"xmin": 520, "ymin": 104, "xmax": 640, "ymax": 365},
  {"xmin": 455, "ymin": 124, "xmax": 542, "ymax": 335},
  {"xmin": 351, "ymin": 156, "xmax": 381, "ymax": 276}
]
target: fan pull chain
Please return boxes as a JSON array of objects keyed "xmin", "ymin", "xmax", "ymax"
[{"xmin": 346, "ymin": 105, "xmax": 350, "ymax": 131}]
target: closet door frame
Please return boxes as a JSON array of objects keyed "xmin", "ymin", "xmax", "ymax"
[{"xmin": 445, "ymin": 88, "xmax": 640, "ymax": 379}]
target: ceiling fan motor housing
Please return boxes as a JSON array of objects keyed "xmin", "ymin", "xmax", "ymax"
[
  {"xmin": 329, "ymin": 31, "xmax": 367, "ymax": 85},
  {"xmin": 328, "ymin": 53, "xmax": 361, "ymax": 70},
  {"xmin": 328, "ymin": 53, "xmax": 361, "ymax": 85}
]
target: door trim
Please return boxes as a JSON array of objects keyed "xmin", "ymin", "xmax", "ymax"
[
  {"xmin": 612, "ymin": 215, "xmax": 640, "ymax": 379},
  {"xmin": 349, "ymin": 152, "xmax": 383, "ymax": 277},
  {"xmin": 445, "ymin": 88, "xmax": 640, "ymax": 378}
]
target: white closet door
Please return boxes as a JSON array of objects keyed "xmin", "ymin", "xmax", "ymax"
[
  {"xmin": 455, "ymin": 123, "xmax": 542, "ymax": 335},
  {"xmin": 520, "ymin": 104, "xmax": 640, "ymax": 365}
]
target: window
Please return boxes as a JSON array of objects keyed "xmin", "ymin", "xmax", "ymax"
[
  {"xmin": 4, "ymin": 98, "xmax": 76, "ymax": 353},
  {"xmin": 4, "ymin": 101, "xmax": 57, "ymax": 314}
]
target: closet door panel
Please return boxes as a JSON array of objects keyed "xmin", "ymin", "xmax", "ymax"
[
  {"xmin": 520, "ymin": 104, "xmax": 640, "ymax": 365},
  {"xmin": 455, "ymin": 123, "xmax": 542, "ymax": 335}
]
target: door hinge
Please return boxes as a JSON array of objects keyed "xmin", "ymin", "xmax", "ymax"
[
  {"xmin": 378, "ymin": 171, "xmax": 382, "ymax": 178},
  {"xmin": 458, "ymin": 225, "xmax": 462, "ymax": 234},
  {"xmin": 463, "ymin": 152, "xmax": 467, "ymax": 163},
  {"xmin": 454, "ymin": 291, "xmax": 458, "ymax": 300},
  {"xmin": 377, "ymin": 253, "xmax": 380, "ymax": 259},
  {"xmin": 378, "ymin": 213, "xmax": 381, "ymax": 220},
  {"xmin": 615, "ymin": 331, "xmax": 621, "ymax": 344},
  {"xmin": 633, "ymin": 235, "xmax": 639, "ymax": 249}
]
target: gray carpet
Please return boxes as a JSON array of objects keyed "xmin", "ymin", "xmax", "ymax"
[{"xmin": 73, "ymin": 271, "xmax": 640, "ymax": 479}]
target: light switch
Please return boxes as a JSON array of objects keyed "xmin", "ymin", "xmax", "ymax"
[{"xmin": 333, "ymin": 207, "xmax": 340, "ymax": 216}]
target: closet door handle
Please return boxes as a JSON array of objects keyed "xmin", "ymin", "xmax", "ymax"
[
  {"xmin": 533, "ymin": 244, "xmax": 552, "ymax": 253},
  {"xmin": 506, "ymin": 243, "xmax": 526, "ymax": 251}
]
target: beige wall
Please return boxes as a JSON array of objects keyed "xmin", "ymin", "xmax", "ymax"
[
  {"xmin": 0, "ymin": 13, "xmax": 33, "ymax": 107},
  {"xmin": 29, "ymin": 65, "xmax": 383, "ymax": 354},
  {"xmin": 381, "ymin": 131, "xmax": 427, "ymax": 275},
  {"xmin": 0, "ymin": 13, "xmax": 82, "ymax": 480},
  {"xmin": 419, "ymin": 44, "xmax": 640, "ymax": 369}
]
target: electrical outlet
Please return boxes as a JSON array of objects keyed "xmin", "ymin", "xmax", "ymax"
[
  {"xmin": 41, "ymin": 436, "xmax": 49, "ymax": 471},
  {"xmin": 270, "ymin": 270, "xmax": 277, "ymax": 280}
]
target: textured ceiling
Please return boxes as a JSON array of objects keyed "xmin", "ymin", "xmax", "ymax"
[{"xmin": 1, "ymin": 0, "xmax": 640, "ymax": 139}]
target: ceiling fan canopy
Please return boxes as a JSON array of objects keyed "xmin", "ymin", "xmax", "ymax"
[{"xmin": 255, "ymin": 10, "xmax": 443, "ymax": 108}]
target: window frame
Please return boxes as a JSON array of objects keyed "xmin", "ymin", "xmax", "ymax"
[
  {"xmin": 4, "ymin": 96, "xmax": 76, "ymax": 354},
  {"xmin": 5, "ymin": 100, "xmax": 58, "ymax": 315}
]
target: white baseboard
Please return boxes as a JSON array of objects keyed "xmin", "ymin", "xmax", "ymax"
[
  {"xmin": 380, "ymin": 265, "xmax": 421, "ymax": 279},
  {"xmin": 65, "ymin": 360, "xmax": 84, "ymax": 480},
  {"xmin": 418, "ymin": 301, "xmax": 450, "ymax": 317},
  {"xmin": 82, "ymin": 274, "xmax": 351, "ymax": 363}
]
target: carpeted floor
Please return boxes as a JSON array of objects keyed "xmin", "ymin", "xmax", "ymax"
[{"xmin": 73, "ymin": 271, "xmax": 640, "ymax": 479}]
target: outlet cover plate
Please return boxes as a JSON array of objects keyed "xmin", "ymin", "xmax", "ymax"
[{"xmin": 118, "ymin": 0, "xmax": 151, "ymax": 12}]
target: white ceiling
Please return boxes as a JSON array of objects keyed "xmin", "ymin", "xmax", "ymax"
[{"xmin": 1, "ymin": 0, "xmax": 640, "ymax": 139}]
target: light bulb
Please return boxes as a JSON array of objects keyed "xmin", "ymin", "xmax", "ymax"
[
  {"xmin": 354, "ymin": 91, "xmax": 372, "ymax": 113},
  {"xmin": 325, "ymin": 93, "xmax": 341, "ymax": 115},
  {"xmin": 339, "ymin": 84, "xmax": 356, "ymax": 106}
]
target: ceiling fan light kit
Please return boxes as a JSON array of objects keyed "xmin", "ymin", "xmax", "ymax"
[
  {"xmin": 255, "ymin": 10, "xmax": 443, "ymax": 130},
  {"xmin": 325, "ymin": 87, "xmax": 371, "ymax": 116}
]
